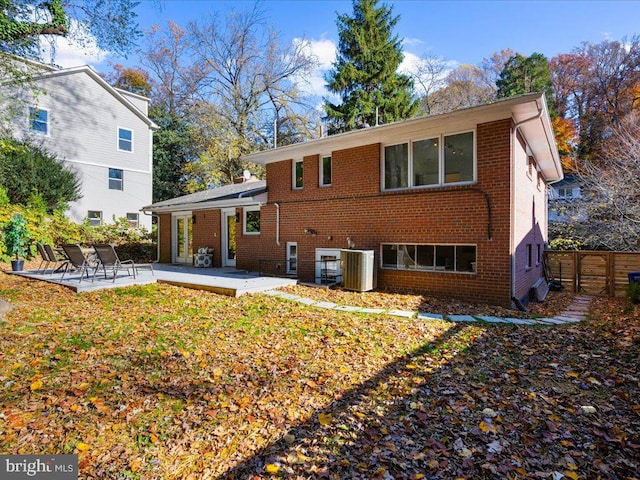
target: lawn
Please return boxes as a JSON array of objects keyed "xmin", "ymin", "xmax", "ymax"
[{"xmin": 0, "ymin": 271, "xmax": 638, "ymax": 479}]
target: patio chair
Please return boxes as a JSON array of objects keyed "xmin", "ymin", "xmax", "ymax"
[
  {"xmin": 36, "ymin": 243, "xmax": 51, "ymax": 273},
  {"xmin": 43, "ymin": 244, "xmax": 70, "ymax": 275},
  {"xmin": 92, "ymin": 244, "xmax": 137, "ymax": 282},
  {"xmin": 61, "ymin": 244, "xmax": 96, "ymax": 282}
]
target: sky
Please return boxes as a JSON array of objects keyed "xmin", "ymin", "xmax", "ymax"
[{"xmin": 50, "ymin": 0, "xmax": 640, "ymax": 99}]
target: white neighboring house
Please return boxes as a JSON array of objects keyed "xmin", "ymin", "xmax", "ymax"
[
  {"xmin": 0, "ymin": 59, "xmax": 157, "ymax": 230},
  {"xmin": 548, "ymin": 174, "xmax": 587, "ymax": 223}
]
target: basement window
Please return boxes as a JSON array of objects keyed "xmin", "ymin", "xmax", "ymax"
[{"xmin": 381, "ymin": 243, "xmax": 476, "ymax": 273}]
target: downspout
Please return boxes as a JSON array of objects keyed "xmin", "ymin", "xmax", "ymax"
[
  {"xmin": 274, "ymin": 203, "xmax": 280, "ymax": 246},
  {"xmin": 510, "ymin": 102, "xmax": 543, "ymax": 307},
  {"xmin": 142, "ymin": 210, "xmax": 160, "ymax": 263}
]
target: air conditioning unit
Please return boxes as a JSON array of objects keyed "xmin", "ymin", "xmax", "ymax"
[{"xmin": 341, "ymin": 249, "xmax": 375, "ymax": 292}]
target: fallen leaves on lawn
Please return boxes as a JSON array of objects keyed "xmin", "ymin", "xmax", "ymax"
[{"xmin": 0, "ymin": 271, "xmax": 638, "ymax": 480}]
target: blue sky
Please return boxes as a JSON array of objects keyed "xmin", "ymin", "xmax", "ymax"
[{"xmin": 52, "ymin": 0, "xmax": 640, "ymax": 98}]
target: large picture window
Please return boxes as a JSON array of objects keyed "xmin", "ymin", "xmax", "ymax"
[
  {"xmin": 381, "ymin": 243, "xmax": 476, "ymax": 273},
  {"xmin": 383, "ymin": 131, "xmax": 475, "ymax": 190}
]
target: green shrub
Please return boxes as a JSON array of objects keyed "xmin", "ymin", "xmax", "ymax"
[
  {"xmin": 549, "ymin": 237, "xmax": 585, "ymax": 251},
  {"xmin": 627, "ymin": 283, "xmax": 640, "ymax": 304},
  {"xmin": 2, "ymin": 213, "xmax": 30, "ymax": 260}
]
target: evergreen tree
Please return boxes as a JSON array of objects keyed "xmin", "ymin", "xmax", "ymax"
[
  {"xmin": 496, "ymin": 53, "xmax": 554, "ymax": 114},
  {"xmin": 0, "ymin": 137, "xmax": 80, "ymax": 211},
  {"xmin": 324, "ymin": 0, "xmax": 417, "ymax": 134}
]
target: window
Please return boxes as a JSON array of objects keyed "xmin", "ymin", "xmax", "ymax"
[
  {"xmin": 29, "ymin": 107, "xmax": 48, "ymax": 135},
  {"xmin": 109, "ymin": 168, "xmax": 123, "ymax": 190},
  {"xmin": 88, "ymin": 211, "xmax": 102, "ymax": 226},
  {"xmin": 526, "ymin": 244, "xmax": 533, "ymax": 269},
  {"xmin": 286, "ymin": 242, "xmax": 297, "ymax": 274},
  {"xmin": 443, "ymin": 132, "xmax": 474, "ymax": 184},
  {"xmin": 383, "ymin": 131, "xmax": 475, "ymax": 190},
  {"xmin": 381, "ymin": 244, "xmax": 476, "ymax": 273},
  {"xmin": 413, "ymin": 137, "xmax": 439, "ymax": 186},
  {"xmin": 127, "ymin": 213, "xmax": 139, "ymax": 227},
  {"xmin": 243, "ymin": 206, "xmax": 260, "ymax": 234},
  {"xmin": 537, "ymin": 244, "xmax": 542, "ymax": 265},
  {"xmin": 320, "ymin": 155, "xmax": 332, "ymax": 186},
  {"xmin": 557, "ymin": 187, "xmax": 574, "ymax": 199},
  {"xmin": 118, "ymin": 128, "xmax": 133, "ymax": 152},
  {"xmin": 384, "ymin": 143, "xmax": 408, "ymax": 189},
  {"xmin": 293, "ymin": 159, "xmax": 303, "ymax": 189}
]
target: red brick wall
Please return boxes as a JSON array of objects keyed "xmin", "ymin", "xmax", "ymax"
[
  {"xmin": 158, "ymin": 210, "xmax": 223, "ymax": 266},
  {"xmin": 237, "ymin": 118, "xmax": 516, "ymax": 306},
  {"xmin": 192, "ymin": 209, "xmax": 222, "ymax": 267},
  {"xmin": 158, "ymin": 213, "xmax": 172, "ymax": 263}
]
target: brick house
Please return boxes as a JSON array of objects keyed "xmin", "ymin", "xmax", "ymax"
[{"xmin": 144, "ymin": 93, "xmax": 562, "ymax": 307}]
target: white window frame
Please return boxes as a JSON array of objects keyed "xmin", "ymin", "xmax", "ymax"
[
  {"xmin": 319, "ymin": 154, "xmax": 332, "ymax": 187},
  {"xmin": 126, "ymin": 213, "xmax": 139, "ymax": 227},
  {"xmin": 87, "ymin": 210, "xmax": 102, "ymax": 226},
  {"xmin": 109, "ymin": 168, "xmax": 124, "ymax": 190},
  {"xmin": 382, "ymin": 130, "xmax": 476, "ymax": 191},
  {"xmin": 380, "ymin": 243, "xmax": 477, "ymax": 274},
  {"xmin": 293, "ymin": 159, "xmax": 304, "ymax": 189},
  {"xmin": 286, "ymin": 241, "xmax": 298, "ymax": 274},
  {"xmin": 118, "ymin": 127, "xmax": 133, "ymax": 152},
  {"xmin": 29, "ymin": 106, "xmax": 49, "ymax": 135},
  {"xmin": 243, "ymin": 206, "xmax": 261, "ymax": 235}
]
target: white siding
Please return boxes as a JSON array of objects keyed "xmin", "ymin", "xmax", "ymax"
[{"xmin": 1, "ymin": 69, "xmax": 153, "ymax": 229}]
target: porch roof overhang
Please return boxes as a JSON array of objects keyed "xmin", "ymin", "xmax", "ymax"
[
  {"xmin": 141, "ymin": 181, "xmax": 267, "ymax": 214},
  {"xmin": 242, "ymin": 93, "xmax": 563, "ymax": 183}
]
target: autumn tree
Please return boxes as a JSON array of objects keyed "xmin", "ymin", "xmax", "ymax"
[
  {"xmin": 130, "ymin": 22, "xmax": 208, "ymax": 200},
  {"xmin": 103, "ymin": 64, "xmax": 152, "ymax": 97},
  {"xmin": 550, "ymin": 37, "xmax": 640, "ymax": 160},
  {"xmin": 572, "ymin": 113, "xmax": 640, "ymax": 250},
  {"xmin": 414, "ymin": 49, "xmax": 512, "ymax": 116},
  {"xmin": 185, "ymin": 4, "xmax": 316, "ymax": 187},
  {"xmin": 324, "ymin": 0, "xmax": 417, "ymax": 133}
]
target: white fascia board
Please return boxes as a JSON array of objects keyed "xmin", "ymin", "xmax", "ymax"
[
  {"xmin": 142, "ymin": 192, "xmax": 268, "ymax": 213},
  {"xmin": 242, "ymin": 94, "xmax": 545, "ymax": 165}
]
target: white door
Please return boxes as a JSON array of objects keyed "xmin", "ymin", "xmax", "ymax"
[
  {"xmin": 286, "ymin": 242, "xmax": 298, "ymax": 274},
  {"xmin": 173, "ymin": 213, "xmax": 193, "ymax": 264},
  {"xmin": 221, "ymin": 209, "xmax": 236, "ymax": 267},
  {"xmin": 315, "ymin": 248, "xmax": 342, "ymax": 284}
]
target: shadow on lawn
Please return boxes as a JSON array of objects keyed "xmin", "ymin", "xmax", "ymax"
[{"xmin": 220, "ymin": 322, "xmax": 473, "ymax": 479}]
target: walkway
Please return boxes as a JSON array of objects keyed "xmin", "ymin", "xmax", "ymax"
[{"xmin": 263, "ymin": 290, "xmax": 593, "ymax": 325}]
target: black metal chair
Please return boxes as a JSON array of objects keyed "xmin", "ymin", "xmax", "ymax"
[
  {"xmin": 35, "ymin": 243, "xmax": 51, "ymax": 273},
  {"xmin": 43, "ymin": 244, "xmax": 70, "ymax": 275},
  {"xmin": 92, "ymin": 244, "xmax": 136, "ymax": 282},
  {"xmin": 61, "ymin": 244, "xmax": 95, "ymax": 282}
]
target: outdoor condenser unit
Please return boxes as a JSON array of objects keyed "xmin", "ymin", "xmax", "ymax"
[{"xmin": 341, "ymin": 249, "xmax": 375, "ymax": 292}]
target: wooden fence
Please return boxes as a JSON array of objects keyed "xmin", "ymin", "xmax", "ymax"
[{"xmin": 545, "ymin": 250, "xmax": 640, "ymax": 297}]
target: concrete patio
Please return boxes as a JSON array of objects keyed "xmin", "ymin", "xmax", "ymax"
[{"xmin": 9, "ymin": 264, "xmax": 297, "ymax": 296}]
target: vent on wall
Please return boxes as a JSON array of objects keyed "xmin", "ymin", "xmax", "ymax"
[{"xmin": 341, "ymin": 249, "xmax": 375, "ymax": 292}]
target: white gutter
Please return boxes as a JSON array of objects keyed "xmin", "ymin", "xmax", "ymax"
[
  {"xmin": 510, "ymin": 101, "xmax": 543, "ymax": 305},
  {"xmin": 275, "ymin": 203, "xmax": 281, "ymax": 246},
  {"xmin": 142, "ymin": 195, "xmax": 267, "ymax": 214}
]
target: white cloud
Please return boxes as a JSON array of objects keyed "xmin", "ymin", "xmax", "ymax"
[
  {"xmin": 38, "ymin": 20, "xmax": 109, "ymax": 68},
  {"xmin": 292, "ymin": 37, "xmax": 338, "ymax": 101}
]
